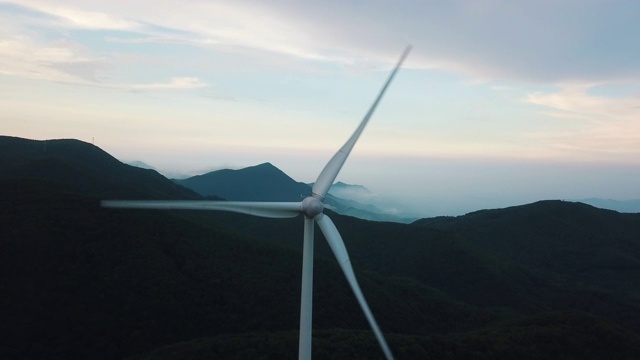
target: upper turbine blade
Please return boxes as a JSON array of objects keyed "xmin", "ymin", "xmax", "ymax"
[
  {"xmin": 316, "ymin": 214, "xmax": 395, "ymax": 360},
  {"xmin": 101, "ymin": 200, "xmax": 301, "ymax": 218},
  {"xmin": 312, "ymin": 46, "xmax": 412, "ymax": 200}
]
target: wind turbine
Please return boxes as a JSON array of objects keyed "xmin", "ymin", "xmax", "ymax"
[{"xmin": 103, "ymin": 46, "xmax": 411, "ymax": 360}]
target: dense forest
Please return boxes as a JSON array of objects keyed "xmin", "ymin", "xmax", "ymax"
[{"xmin": 1, "ymin": 136, "xmax": 639, "ymax": 359}]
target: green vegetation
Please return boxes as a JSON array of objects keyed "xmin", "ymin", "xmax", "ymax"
[
  {"xmin": 130, "ymin": 313, "xmax": 640, "ymax": 360},
  {"xmin": 1, "ymin": 136, "xmax": 639, "ymax": 359}
]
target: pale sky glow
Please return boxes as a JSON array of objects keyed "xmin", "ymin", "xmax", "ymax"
[{"xmin": 1, "ymin": 0, "xmax": 639, "ymax": 216}]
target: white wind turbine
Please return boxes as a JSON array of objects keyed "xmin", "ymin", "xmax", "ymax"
[{"xmin": 103, "ymin": 46, "xmax": 411, "ymax": 360}]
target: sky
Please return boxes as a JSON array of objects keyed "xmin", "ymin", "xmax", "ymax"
[{"xmin": 1, "ymin": 0, "xmax": 639, "ymax": 217}]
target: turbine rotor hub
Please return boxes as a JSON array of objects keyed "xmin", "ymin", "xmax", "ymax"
[{"xmin": 301, "ymin": 196, "xmax": 324, "ymax": 218}]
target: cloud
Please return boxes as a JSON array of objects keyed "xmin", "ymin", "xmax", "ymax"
[
  {"xmin": 0, "ymin": 3, "xmax": 118, "ymax": 84},
  {"xmin": 4, "ymin": 1, "xmax": 140, "ymax": 31},
  {"xmin": 130, "ymin": 77, "xmax": 207, "ymax": 90},
  {"xmin": 526, "ymin": 83, "xmax": 638, "ymax": 121},
  {"xmin": 104, "ymin": 36, "xmax": 220, "ymax": 46},
  {"xmin": 3, "ymin": 0, "xmax": 640, "ymax": 93},
  {"xmin": 0, "ymin": 36, "xmax": 106, "ymax": 83},
  {"xmin": 0, "ymin": 3, "xmax": 211, "ymax": 90},
  {"xmin": 525, "ymin": 84, "xmax": 640, "ymax": 161},
  {"xmin": 6, "ymin": 0, "xmax": 638, "ymax": 84},
  {"xmin": 0, "ymin": 33, "xmax": 206, "ymax": 91}
]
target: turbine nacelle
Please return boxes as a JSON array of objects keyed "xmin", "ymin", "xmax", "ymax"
[{"xmin": 301, "ymin": 196, "xmax": 324, "ymax": 219}]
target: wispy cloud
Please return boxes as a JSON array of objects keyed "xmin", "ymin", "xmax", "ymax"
[
  {"xmin": 7, "ymin": 0, "xmax": 640, "ymax": 83},
  {"xmin": 104, "ymin": 36, "xmax": 221, "ymax": 46},
  {"xmin": 0, "ymin": 3, "xmax": 213, "ymax": 90},
  {"xmin": 0, "ymin": 36, "xmax": 106, "ymax": 83},
  {"xmin": 130, "ymin": 77, "xmax": 207, "ymax": 90},
  {"xmin": 6, "ymin": 1, "xmax": 141, "ymax": 31},
  {"xmin": 525, "ymin": 84, "xmax": 640, "ymax": 161},
  {"xmin": 0, "ymin": 34, "xmax": 207, "ymax": 92},
  {"xmin": 527, "ymin": 83, "xmax": 639, "ymax": 121}
]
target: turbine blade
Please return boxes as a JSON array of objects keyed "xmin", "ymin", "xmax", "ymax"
[
  {"xmin": 101, "ymin": 200, "xmax": 301, "ymax": 218},
  {"xmin": 312, "ymin": 46, "xmax": 412, "ymax": 199},
  {"xmin": 316, "ymin": 214, "xmax": 394, "ymax": 360}
]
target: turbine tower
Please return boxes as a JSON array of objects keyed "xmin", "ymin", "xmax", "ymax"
[{"xmin": 103, "ymin": 46, "xmax": 411, "ymax": 360}]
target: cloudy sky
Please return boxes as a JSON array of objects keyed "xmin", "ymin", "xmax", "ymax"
[{"xmin": 2, "ymin": 0, "xmax": 639, "ymax": 216}]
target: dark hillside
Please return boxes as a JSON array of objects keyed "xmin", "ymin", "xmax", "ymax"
[
  {"xmin": 0, "ymin": 136, "xmax": 198, "ymax": 199},
  {"xmin": 414, "ymin": 200, "xmax": 640, "ymax": 299},
  {"xmin": 0, "ymin": 178, "xmax": 300, "ymax": 358},
  {"xmin": 209, "ymin": 210, "xmax": 640, "ymax": 333},
  {"xmin": 2, "ymin": 136, "xmax": 640, "ymax": 359},
  {"xmin": 129, "ymin": 312, "xmax": 640, "ymax": 360},
  {"xmin": 0, "ymin": 178, "xmax": 495, "ymax": 359}
]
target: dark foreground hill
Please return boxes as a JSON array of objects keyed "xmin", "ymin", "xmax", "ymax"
[
  {"xmin": 0, "ymin": 136, "xmax": 198, "ymax": 200},
  {"xmin": 130, "ymin": 312, "xmax": 640, "ymax": 360},
  {"xmin": 414, "ymin": 201, "xmax": 640, "ymax": 300},
  {"xmin": 2, "ymin": 136, "xmax": 640, "ymax": 359}
]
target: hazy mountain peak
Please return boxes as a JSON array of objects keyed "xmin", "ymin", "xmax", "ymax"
[
  {"xmin": 179, "ymin": 163, "xmax": 416, "ymax": 222},
  {"xmin": 253, "ymin": 162, "xmax": 276, "ymax": 168},
  {"xmin": 330, "ymin": 181, "xmax": 374, "ymax": 197},
  {"xmin": 178, "ymin": 162, "xmax": 310, "ymax": 202},
  {"xmin": 128, "ymin": 160, "xmax": 156, "ymax": 170},
  {"xmin": 332, "ymin": 181, "xmax": 372, "ymax": 192}
]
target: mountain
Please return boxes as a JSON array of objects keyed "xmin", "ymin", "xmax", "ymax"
[
  {"xmin": 178, "ymin": 163, "xmax": 415, "ymax": 222},
  {"xmin": 126, "ymin": 160, "xmax": 193, "ymax": 180},
  {"xmin": 128, "ymin": 160, "xmax": 156, "ymax": 170},
  {"xmin": 325, "ymin": 182, "xmax": 418, "ymax": 223},
  {"xmin": 0, "ymin": 136, "xmax": 198, "ymax": 200},
  {"xmin": 576, "ymin": 198, "xmax": 640, "ymax": 213},
  {"xmin": 329, "ymin": 181, "xmax": 375, "ymax": 199},
  {"xmin": 177, "ymin": 162, "xmax": 311, "ymax": 201},
  {"xmin": 206, "ymin": 203, "xmax": 640, "ymax": 333},
  {"xmin": 2, "ymin": 135, "xmax": 640, "ymax": 359},
  {"xmin": 0, "ymin": 137, "xmax": 489, "ymax": 358},
  {"xmin": 131, "ymin": 312, "xmax": 640, "ymax": 360},
  {"xmin": 413, "ymin": 200, "xmax": 640, "ymax": 301}
]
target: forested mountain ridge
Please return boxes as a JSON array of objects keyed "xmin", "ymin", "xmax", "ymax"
[
  {"xmin": 414, "ymin": 200, "xmax": 640, "ymax": 299},
  {"xmin": 0, "ymin": 136, "xmax": 199, "ymax": 200},
  {"xmin": 2, "ymin": 135, "xmax": 640, "ymax": 359}
]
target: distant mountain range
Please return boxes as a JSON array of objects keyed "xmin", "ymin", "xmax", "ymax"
[
  {"xmin": 127, "ymin": 160, "xmax": 155, "ymax": 170},
  {"xmin": 2, "ymin": 135, "xmax": 640, "ymax": 359},
  {"xmin": 176, "ymin": 162, "xmax": 417, "ymax": 223},
  {"xmin": 576, "ymin": 198, "xmax": 640, "ymax": 213},
  {"xmin": 328, "ymin": 181, "xmax": 376, "ymax": 199},
  {"xmin": 128, "ymin": 161, "xmax": 193, "ymax": 180},
  {"xmin": 128, "ymin": 160, "xmax": 640, "ymax": 219}
]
